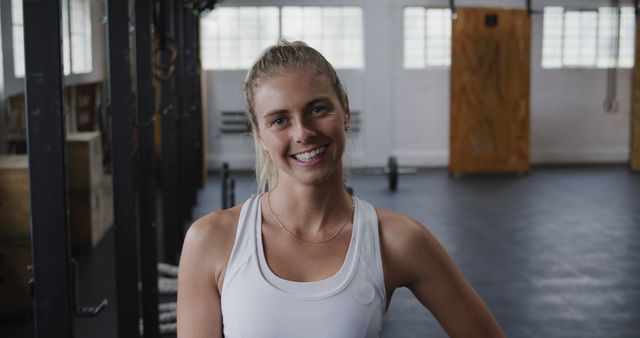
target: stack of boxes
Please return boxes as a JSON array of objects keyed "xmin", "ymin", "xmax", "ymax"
[{"xmin": 0, "ymin": 131, "xmax": 113, "ymax": 316}]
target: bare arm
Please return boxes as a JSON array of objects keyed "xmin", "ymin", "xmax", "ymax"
[
  {"xmin": 177, "ymin": 209, "xmax": 238, "ymax": 338},
  {"xmin": 379, "ymin": 210, "xmax": 505, "ymax": 338}
]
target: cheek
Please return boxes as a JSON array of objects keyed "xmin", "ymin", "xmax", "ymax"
[{"xmin": 261, "ymin": 133, "xmax": 288, "ymax": 153}]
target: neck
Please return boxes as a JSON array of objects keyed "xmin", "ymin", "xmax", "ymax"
[{"xmin": 267, "ymin": 171, "xmax": 353, "ymax": 234}]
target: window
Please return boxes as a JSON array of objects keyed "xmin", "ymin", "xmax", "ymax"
[
  {"xmin": 200, "ymin": 7, "xmax": 279, "ymax": 70},
  {"xmin": 11, "ymin": 0, "xmax": 25, "ymax": 77},
  {"xmin": 69, "ymin": 0, "xmax": 92, "ymax": 73},
  {"xmin": 200, "ymin": 6, "xmax": 364, "ymax": 70},
  {"xmin": 403, "ymin": 7, "xmax": 452, "ymax": 68},
  {"xmin": 11, "ymin": 0, "xmax": 92, "ymax": 78},
  {"xmin": 281, "ymin": 7, "xmax": 363, "ymax": 69},
  {"xmin": 542, "ymin": 6, "xmax": 635, "ymax": 68}
]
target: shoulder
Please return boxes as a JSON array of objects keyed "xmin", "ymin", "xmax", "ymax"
[
  {"xmin": 180, "ymin": 204, "xmax": 244, "ymax": 289},
  {"xmin": 375, "ymin": 207, "xmax": 450, "ymax": 288}
]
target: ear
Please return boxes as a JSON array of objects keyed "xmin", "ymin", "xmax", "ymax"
[{"xmin": 344, "ymin": 107, "xmax": 351, "ymax": 131}]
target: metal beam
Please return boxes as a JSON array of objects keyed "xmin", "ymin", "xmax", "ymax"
[
  {"xmin": 174, "ymin": 1, "xmax": 190, "ymax": 230},
  {"xmin": 106, "ymin": 0, "xmax": 141, "ymax": 337},
  {"xmin": 134, "ymin": 0, "xmax": 160, "ymax": 336},
  {"xmin": 23, "ymin": 0, "xmax": 73, "ymax": 336},
  {"xmin": 159, "ymin": 0, "xmax": 181, "ymax": 265},
  {"xmin": 184, "ymin": 12, "xmax": 197, "ymax": 213}
]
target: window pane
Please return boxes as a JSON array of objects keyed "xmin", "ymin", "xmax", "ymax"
[
  {"xmin": 618, "ymin": 7, "xmax": 635, "ymax": 67},
  {"xmin": 200, "ymin": 6, "xmax": 279, "ymax": 70},
  {"xmin": 12, "ymin": 0, "xmax": 24, "ymax": 77},
  {"xmin": 543, "ymin": 6, "xmax": 634, "ymax": 69},
  {"xmin": 542, "ymin": 7, "xmax": 564, "ymax": 68},
  {"xmin": 62, "ymin": 0, "xmax": 71, "ymax": 75},
  {"xmin": 282, "ymin": 6, "xmax": 364, "ymax": 69},
  {"xmin": 403, "ymin": 7, "xmax": 451, "ymax": 68},
  {"xmin": 70, "ymin": 0, "xmax": 92, "ymax": 73}
]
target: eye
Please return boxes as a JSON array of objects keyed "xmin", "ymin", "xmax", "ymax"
[
  {"xmin": 270, "ymin": 117, "xmax": 287, "ymax": 126},
  {"xmin": 310, "ymin": 104, "xmax": 328, "ymax": 115}
]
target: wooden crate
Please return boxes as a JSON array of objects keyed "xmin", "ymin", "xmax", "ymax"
[
  {"xmin": 101, "ymin": 175, "xmax": 114, "ymax": 231},
  {"xmin": 0, "ymin": 156, "xmax": 30, "ymax": 241},
  {"xmin": 4, "ymin": 94, "xmax": 26, "ymax": 141},
  {"xmin": 0, "ymin": 240, "xmax": 32, "ymax": 316},
  {"xmin": 69, "ymin": 174, "xmax": 112, "ymax": 251},
  {"xmin": 67, "ymin": 131, "xmax": 103, "ymax": 192}
]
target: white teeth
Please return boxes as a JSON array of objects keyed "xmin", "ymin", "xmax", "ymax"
[{"xmin": 294, "ymin": 146, "xmax": 327, "ymax": 162}]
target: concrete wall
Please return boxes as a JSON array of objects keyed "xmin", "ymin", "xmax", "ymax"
[{"xmin": 198, "ymin": 0, "xmax": 636, "ymax": 168}]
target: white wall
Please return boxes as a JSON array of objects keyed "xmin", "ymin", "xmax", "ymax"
[{"xmin": 205, "ymin": 0, "xmax": 636, "ymax": 169}]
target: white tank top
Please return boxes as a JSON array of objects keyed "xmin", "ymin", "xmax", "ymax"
[{"xmin": 221, "ymin": 194, "xmax": 386, "ymax": 338}]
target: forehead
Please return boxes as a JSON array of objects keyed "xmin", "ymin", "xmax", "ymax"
[{"xmin": 252, "ymin": 68, "xmax": 337, "ymax": 115}]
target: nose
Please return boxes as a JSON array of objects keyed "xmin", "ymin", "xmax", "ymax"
[{"xmin": 292, "ymin": 118, "xmax": 317, "ymax": 144}]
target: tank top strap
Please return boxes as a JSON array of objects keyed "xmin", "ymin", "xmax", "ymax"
[
  {"xmin": 353, "ymin": 197, "xmax": 387, "ymax": 305},
  {"xmin": 222, "ymin": 194, "xmax": 260, "ymax": 292}
]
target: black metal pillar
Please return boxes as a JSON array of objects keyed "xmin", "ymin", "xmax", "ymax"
[
  {"xmin": 134, "ymin": 0, "xmax": 160, "ymax": 336},
  {"xmin": 174, "ymin": 2, "xmax": 190, "ymax": 227},
  {"xmin": 184, "ymin": 11, "xmax": 199, "ymax": 213},
  {"xmin": 193, "ymin": 14, "xmax": 204, "ymax": 189},
  {"xmin": 106, "ymin": 0, "xmax": 141, "ymax": 337},
  {"xmin": 159, "ymin": 0, "xmax": 180, "ymax": 265},
  {"xmin": 23, "ymin": 0, "xmax": 73, "ymax": 336}
]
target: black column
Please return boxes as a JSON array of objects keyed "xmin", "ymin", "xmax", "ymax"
[
  {"xmin": 159, "ymin": 0, "xmax": 180, "ymax": 265},
  {"xmin": 193, "ymin": 13, "xmax": 204, "ymax": 189},
  {"xmin": 23, "ymin": 0, "xmax": 73, "ymax": 336},
  {"xmin": 106, "ymin": 1, "xmax": 141, "ymax": 337},
  {"xmin": 185, "ymin": 12, "xmax": 200, "ymax": 205},
  {"xmin": 174, "ymin": 2, "xmax": 189, "ymax": 231},
  {"xmin": 134, "ymin": 0, "xmax": 160, "ymax": 336}
]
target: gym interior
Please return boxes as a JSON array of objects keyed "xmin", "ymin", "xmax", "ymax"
[{"xmin": 0, "ymin": 0, "xmax": 639, "ymax": 337}]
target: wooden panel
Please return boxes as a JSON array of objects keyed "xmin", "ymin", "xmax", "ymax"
[
  {"xmin": 4, "ymin": 94, "xmax": 26, "ymax": 141},
  {"xmin": 631, "ymin": 17, "xmax": 640, "ymax": 171},
  {"xmin": 0, "ymin": 240, "xmax": 32, "ymax": 316},
  {"xmin": 75, "ymin": 83, "xmax": 99, "ymax": 131},
  {"xmin": 450, "ymin": 8, "xmax": 530, "ymax": 174},
  {"xmin": 67, "ymin": 131, "xmax": 103, "ymax": 191},
  {"xmin": 0, "ymin": 156, "xmax": 30, "ymax": 240},
  {"xmin": 69, "ymin": 174, "xmax": 113, "ymax": 251}
]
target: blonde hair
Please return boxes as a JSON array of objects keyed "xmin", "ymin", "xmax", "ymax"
[{"xmin": 244, "ymin": 40, "xmax": 349, "ymax": 193}]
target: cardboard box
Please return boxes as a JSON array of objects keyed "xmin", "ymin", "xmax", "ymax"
[
  {"xmin": 0, "ymin": 156, "xmax": 30, "ymax": 241},
  {"xmin": 0, "ymin": 240, "xmax": 32, "ymax": 316},
  {"xmin": 67, "ymin": 131, "xmax": 103, "ymax": 192}
]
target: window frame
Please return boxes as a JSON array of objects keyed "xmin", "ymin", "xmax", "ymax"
[
  {"xmin": 10, "ymin": 0, "xmax": 93, "ymax": 78},
  {"xmin": 402, "ymin": 6, "xmax": 452, "ymax": 70},
  {"xmin": 200, "ymin": 5, "xmax": 365, "ymax": 71},
  {"xmin": 541, "ymin": 6, "xmax": 635, "ymax": 69}
]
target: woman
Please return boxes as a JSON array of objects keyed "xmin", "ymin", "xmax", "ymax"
[{"xmin": 177, "ymin": 41, "xmax": 505, "ymax": 338}]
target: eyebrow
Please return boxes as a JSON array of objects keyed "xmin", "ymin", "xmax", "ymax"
[
  {"xmin": 262, "ymin": 96, "xmax": 334, "ymax": 120},
  {"xmin": 263, "ymin": 109, "xmax": 288, "ymax": 121}
]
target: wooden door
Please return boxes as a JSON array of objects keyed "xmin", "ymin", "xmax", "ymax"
[{"xmin": 450, "ymin": 8, "xmax": 530, "ymax": 174}]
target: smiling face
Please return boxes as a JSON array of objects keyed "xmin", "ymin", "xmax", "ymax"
[{"xmin": 253, "ymin": 67, "xmax": 350, "ymax": 188}]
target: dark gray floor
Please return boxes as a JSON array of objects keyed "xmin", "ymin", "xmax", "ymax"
[{"xmin": 2, "ymin": 165, "xmax": 639, "ymax": 337}]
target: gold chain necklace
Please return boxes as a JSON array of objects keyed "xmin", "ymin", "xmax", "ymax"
[{"xmin": 267, "ymin": 192, "xmax": 355, "ymax": 244}]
